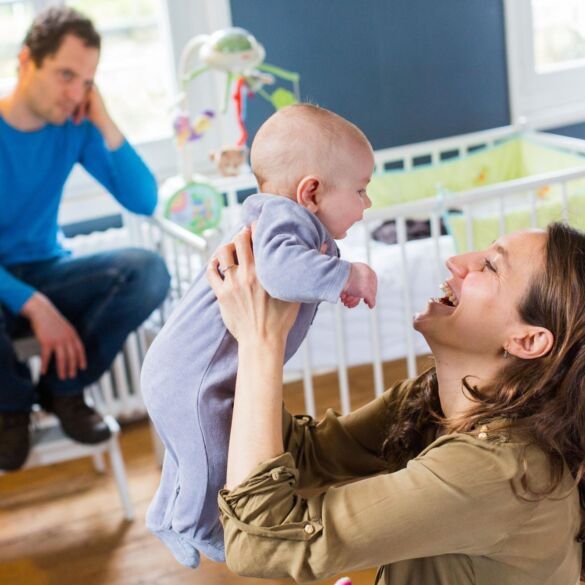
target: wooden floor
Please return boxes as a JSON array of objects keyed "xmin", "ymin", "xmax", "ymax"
[{"xmin": 0, "ymin": 358, "xmax": 428, "ymax": 585}]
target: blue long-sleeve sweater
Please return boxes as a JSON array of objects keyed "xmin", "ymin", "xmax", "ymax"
[{"xmin": 0, "ymin": 116, "xmax": 157, "ymax": 314}]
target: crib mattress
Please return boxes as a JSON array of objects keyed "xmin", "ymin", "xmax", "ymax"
[{"xmin": 284, "ymin": 232, "xmax": 455, "ymax": 374}]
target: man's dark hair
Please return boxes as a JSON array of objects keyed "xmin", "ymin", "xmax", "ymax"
[{"xmin": 23, "ymin": 6, "xmax": 101, "ymax": 66}]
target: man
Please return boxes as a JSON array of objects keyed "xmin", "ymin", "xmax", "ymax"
[{"xmin": 0, "ymin": 6, "xmax": 170, "ymax": 470}]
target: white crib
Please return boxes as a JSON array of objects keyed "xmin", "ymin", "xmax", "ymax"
[{"xmin": 66, "ymin": 124, "xmax": 585, "ymax": 421}]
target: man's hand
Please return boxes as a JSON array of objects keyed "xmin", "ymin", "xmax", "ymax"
[
  {"xmin": 20, "ymin": 293, "xmax": 87, "ymax": 380},
  {"xmin": 73, "ymin": 86, "xmax": 123, "ymax": 150}
]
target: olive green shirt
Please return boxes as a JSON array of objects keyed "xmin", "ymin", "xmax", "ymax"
[{"xmin": 218, "ymin": 381, "xmax": 581, "ymax": 584}]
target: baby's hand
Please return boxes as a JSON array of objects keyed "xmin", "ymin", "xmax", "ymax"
[
  {"xmin": 341, "ymin": 262, "xmax": 377, "ymax": 309},
  {"xmin": 340, "ymin": 291, "xmax": 360, "ymax": 309}
]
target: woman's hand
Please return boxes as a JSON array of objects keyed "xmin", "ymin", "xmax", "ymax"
[{"xmin": 207, "ymin": 226, "xmax": 300, "ymax": 346}]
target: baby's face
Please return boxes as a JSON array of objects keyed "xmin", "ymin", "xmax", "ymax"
[{"xmin": 316, "ymin": 142, "xmax": 374, "ymax": 239}]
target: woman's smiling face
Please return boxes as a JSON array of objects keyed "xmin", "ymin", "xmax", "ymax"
[{"xmin": 414, "ymin": 230, "xmax": 548, "ymax": 356}]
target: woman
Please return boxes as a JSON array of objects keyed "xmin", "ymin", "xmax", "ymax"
[{"xmin": 207, "ymin": 222, "xmax": 585, "ymax": 584}]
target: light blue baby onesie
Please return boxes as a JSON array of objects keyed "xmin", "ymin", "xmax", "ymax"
[{"xmin": 141, "ymin": 194, "xmax": 351, "ymax": 567}]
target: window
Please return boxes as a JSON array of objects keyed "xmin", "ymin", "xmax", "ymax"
[
  {"xmin": 504, "ymin": 0, "xmax": 585, "ymax": 129},
  {"xmin": 67, "ymin": 0, "xmax": 174, "ymax": 144},
  {"xmin": 532, "ymin": 0, "xmax": 585, "ymax": 72},
  {"xmin": 0, "ymin": 1, "xmax": 33, "ymax": 88}
]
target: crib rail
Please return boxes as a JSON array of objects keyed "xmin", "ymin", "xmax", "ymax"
[
  {"xmin": 61, "ymin": 126, "xmax": 585, "ymax": 420},
  {"xmin": 373, "ymin": 125, "xmax": 516, "ymax": 172},
  {"xmin": 162, "ymin": 126, "xmax": 585, "ymax": 413},
  {"xmin": 366, "ymin": 163, "xmax": 585, "ymax": 222},
  {"xmin": 526, "ymin": 130, "xmax": 585, "ymax": 157},
  {"xmin": 364, "ymin": 155, "xmax": 585, "ymax": 381}
]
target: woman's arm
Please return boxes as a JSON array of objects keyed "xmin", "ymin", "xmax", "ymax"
[
  {"xmin": 218, "ymin": 436, "xmax": 526, "ymax": 583},
  {"xmin": 281, "ymin": 384, "xmax": 411, "ymax": 490},
  {"xmin": 227, "ymin": 337, "xmax": 286, "ymax": 488}
]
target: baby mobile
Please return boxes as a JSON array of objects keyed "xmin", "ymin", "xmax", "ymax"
[
  {"xmin": 164, "ymin": 27, "xmax": 300, "ymax": 235},
  {"xmin": 176, "ymin": 27, "xmax": 300, "ymax": 170}
]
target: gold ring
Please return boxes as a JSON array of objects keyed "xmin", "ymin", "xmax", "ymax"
[{"xmin": 221, "ymin": 264, "xmax": 236, "ymax": 273}]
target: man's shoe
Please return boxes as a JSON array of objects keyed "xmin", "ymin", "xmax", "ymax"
[
  {"xmin": 42, "ymin": 394, "xmax": 112, "ymax": 444},
  {"xmin": 0, "ymin": 412, "xmax": 30, "ymax": 471}
]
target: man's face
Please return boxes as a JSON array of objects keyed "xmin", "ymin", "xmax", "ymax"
[{"xmin": 20, "ymin": 34, "xmax": 99, "ymax": 125}]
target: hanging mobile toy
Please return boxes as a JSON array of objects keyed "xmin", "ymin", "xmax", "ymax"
[
  {"xmin": 178, "ymin": 27, "xmax": 300, "ymax": 147},
  {"xmin": 173, "ymin": 109, "xmax": 215, "ymax": 147},
  {"xmin": 232, "ymin": 76, "xmax": 249, "ymax": 147}
]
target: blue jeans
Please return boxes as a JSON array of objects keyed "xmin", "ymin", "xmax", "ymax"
[{"xmin": 0, "ymin": 248, "xmax": 170, "ymax": 413}]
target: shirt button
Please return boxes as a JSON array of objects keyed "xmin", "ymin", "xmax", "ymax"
[
  {"xmin": 304, "ymin": 524, "xmax": 315, "ymax": 535},
  {"xmin": 271, "ymin": 470, "xmax": 280, "ymax": 481}
]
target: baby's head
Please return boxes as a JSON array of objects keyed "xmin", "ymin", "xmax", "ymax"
[{"xmin": 250, "ymin": 103, "xmax": 374, "ymax": 239}]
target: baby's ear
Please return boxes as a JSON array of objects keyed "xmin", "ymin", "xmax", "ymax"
[{"xmin": 296, "ymin": 176, "xmax": 320, "ymax": 212}]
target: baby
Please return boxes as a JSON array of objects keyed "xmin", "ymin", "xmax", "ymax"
[{"xmin": 141, "ymin": 103, "xmax": 377, "ymax": 568}]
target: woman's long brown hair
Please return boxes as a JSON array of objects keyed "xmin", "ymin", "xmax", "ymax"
[{"xmin": 382, "ymin": 222, "xmax": 585, "ymax": 575}]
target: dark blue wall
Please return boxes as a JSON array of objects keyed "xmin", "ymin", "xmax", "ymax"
[
  {"xmin": 230, "ymin": 0, "xmax": 510, "ymax": 149},
  {"xmin": 550, "ymin": 122, "xmax": 585, "ymax": 140}
]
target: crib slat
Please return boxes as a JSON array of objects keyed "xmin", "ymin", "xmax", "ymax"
[
  {"xmin": 561, "ymin": 182, "xmax": 569, "ymax": 223},
  {"xmin": 463, "ymin": 205, "xmax": 474, "ymax": 251},
  {"xmin": 185, "ymin": 243, "xmax": 195, "ymax": 283},
  {"xmin": 369, "ymin": 308, "xmax": 384, "ymax": 397},
  {"xmin": 171, "ymin": 237, "xmax": 183, "ymax": 297},
  {"xmin": 148, "ymin": 221, "xmax": 157, "ymax": 252},
  {"xmin": 363, "ymin": 223, "xmax": 384, "ymax": 397},
  {"xmin": 430, "ymin": 211, "xmax": 443, "ymax": 287},
  {"xmin": 529, "ymin": 191, "xmax": 538, "ymax": 228},
  {"xmin": 397, "ymin": 217, "xmax": 417, "ymax": 378},
  {"xmin": 226, "ymin": 190, "xmax": 239, "ymax": 229},
  {"xmin": 125, "ymin": 213, "xmax": 144, "ymax": 248},
  {"xmin": 498, "ymin": 197, "xmax": 506, "ymax": 236},
  {"xmin": 226, "ymin": 189, "xmax": 238, "ymax": 209},
  {"xmin": 333, "ymin": 303, "xmax": 351, "ymax": 415}
]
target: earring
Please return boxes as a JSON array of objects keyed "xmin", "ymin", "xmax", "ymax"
[{"xmin": 503, "ymin": 348, "xmax": 509, "ymax": 359}]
